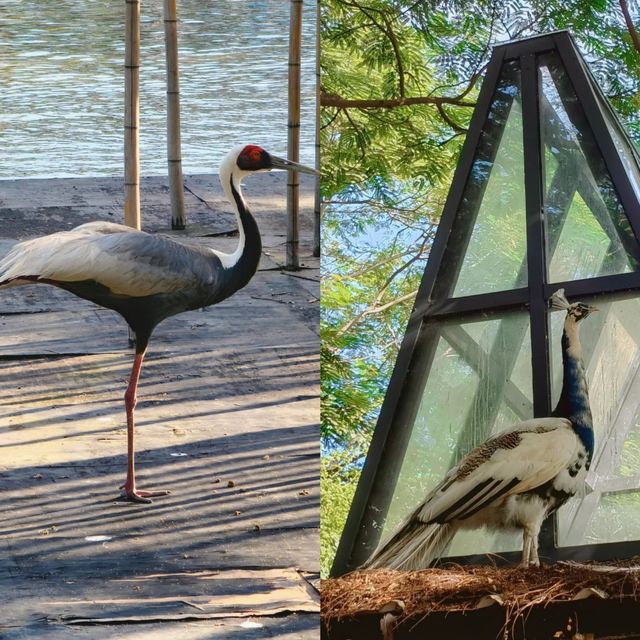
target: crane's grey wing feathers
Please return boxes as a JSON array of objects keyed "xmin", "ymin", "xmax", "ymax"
[
  {"xmin": 0, "ymin": 223, "xmax": 221, "ymax": 297},
  {"xmin": 415, "ymin": 417, "xmax": 578, "ymax": 525}
]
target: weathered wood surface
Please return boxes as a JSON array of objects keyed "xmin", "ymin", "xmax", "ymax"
[{"xmin": 0, "ymin": 174, "xmax": 319, "ymax": 638}]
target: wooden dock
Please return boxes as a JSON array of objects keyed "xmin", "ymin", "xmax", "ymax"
[{"xmin": 0, "ymin": 173, "xmax": 319, "ymax": 638}]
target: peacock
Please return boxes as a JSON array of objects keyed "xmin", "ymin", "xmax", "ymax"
[{"xmin": 364, "ymin": 289, "xmax": 597, "ymax": 569}]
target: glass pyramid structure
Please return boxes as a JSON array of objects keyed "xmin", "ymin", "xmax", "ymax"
[{"xmin": 333, "ymin": 31, "xmax": 640, "ymax": 574}]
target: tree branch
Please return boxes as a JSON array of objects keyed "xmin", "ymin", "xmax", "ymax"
[
  {"xmin": 342, "ymin": 109, "xmax": 367, "ymax": 161},
  {"xmin": 362, "ymin": 289, "xmax": 419, "ymax": 315},
  {"xmin": 345, "ymin": 0, "xmax": 407, "ymax": 98},
  {"xmin": 335, "ymin": 242, "xmax": 428, "ymax": 338},
  {"xmin": 436, "ymin": 103, "xmax": 468, "ymax": 133},
  {"xmin": 321, "ymin": 91, "xmax": 476, "ymax": 109},
  {"xmin": 320, "ymin": 106, "xmax": 342, "ymax": 130},
  {"xmin": 381, "ymin": 12, "xmax": 406, "ymax": 97}
]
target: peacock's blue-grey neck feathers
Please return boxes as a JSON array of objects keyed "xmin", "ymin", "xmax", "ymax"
[{"xmin": 552, "ymin": 323, "xmax": 594, "ymax": 458}]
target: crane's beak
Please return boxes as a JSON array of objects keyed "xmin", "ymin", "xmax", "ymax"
[{"xmin": 269, "ymin": 155, "xmax": 319, "ymax": 175}]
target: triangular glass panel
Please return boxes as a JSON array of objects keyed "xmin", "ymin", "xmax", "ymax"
[
  {"xmin": 451, "ymin": 61, "xmax": 528, "ymax": 297},
  {"xmin": 540, "ymin": 52, "xmax": 640, "ymax": 281},
  {"xmin": 579, "ymin": 49, "xmax": 640, "ymax": 207}
]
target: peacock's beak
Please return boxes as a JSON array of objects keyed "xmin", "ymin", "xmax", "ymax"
[
  {"xmin": 269, "ymin": 155, "xmax": 319, "ymax": 175},
  {"xmin": 587, "ymin": 304, "xmax": 598, "ymax": 314}
]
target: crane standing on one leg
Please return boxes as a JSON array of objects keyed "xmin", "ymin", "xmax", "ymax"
[
  {"xmin": 0, "ymin": 145, "xmax": 317, "ymax": 503},
  {"xmin": 364, "ymin": 289, "xmax": 597, "ymax": 569}
]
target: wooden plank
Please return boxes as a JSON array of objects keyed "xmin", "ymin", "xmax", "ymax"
[
  {"xmin": 324, "ymin": 598, "xmax": 640, "ymax": 639},
  {"xmin": 2, "ymin": 614, "xmax": 319, "ymax": 639},
  {"xmin": 43, "ymin": 567, "xmax": 318, "ymax": 623},
  {"xmin": 0, "ymin": 171, "xmax": 319, "ymax": 636},
  {"xmin": 0, "ymin": 268, "xmax": 318, "ymax": 355}
]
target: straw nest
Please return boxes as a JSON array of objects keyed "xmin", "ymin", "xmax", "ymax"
[{"xmin": 321, "ymin": 560, "xmax": 640, "ymax": 630}]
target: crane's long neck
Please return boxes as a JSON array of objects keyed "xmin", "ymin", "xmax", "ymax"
[
  {"xmin": 216, "ymin": 170, "xmax": 262, "ymax": 298},
  {"xmin": 552, "ymin": 315, "xmax": 594, "ymax": 456}
]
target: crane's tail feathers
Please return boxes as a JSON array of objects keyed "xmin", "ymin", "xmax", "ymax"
[
  {"xmin": 0, "ymin": 244, "xmax": 29, "ymax": 287},
  {"xmin": 0, "ymin": 241, "xmax": 44, "ymax": 289},
  {"xmin": 363, "ymin": 520, "xmax": 456, "ymax": 571},
  {"xmin": 0, "ymin": 236, "xmax": 60, "ymax": 288},
  {"xmin": 0, "ymin": 277, "xmax": 34, "ymax": 289}
]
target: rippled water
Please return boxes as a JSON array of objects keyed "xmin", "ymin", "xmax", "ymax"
[{"xmin": 1, "ymin": 0, "xmax": 316, "ymax": 178}]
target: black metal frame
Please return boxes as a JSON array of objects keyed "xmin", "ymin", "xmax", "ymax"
[{"xmin": 331, "ymin": 30, "xmax": 640, "ymax": 576}]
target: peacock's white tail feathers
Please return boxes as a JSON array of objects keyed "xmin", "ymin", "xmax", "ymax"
[{"xmin": 363, "ymin": 517, "xmax": 456, "ymax": 571}]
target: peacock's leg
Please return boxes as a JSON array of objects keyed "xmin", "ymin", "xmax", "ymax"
[{"xmin": 521, "ymin": 531, "xmax": 532, "ymax": 567}]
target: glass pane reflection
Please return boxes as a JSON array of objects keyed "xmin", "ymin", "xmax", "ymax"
[
  {"xmin": 551, "ymin": 296, "xmax": 640, "ymax": 545},
  {"xmin": 451, "ymin": 61, "xmax": 528, "ymax": 297},
  {"xmin": 590, "ymin": 62, "xmax": 640, "ymax": 205},
  {"xmin": 540, "ymin": 53, "xmax": 639, "ymax": 282},
  {"xmin": 380, "ymin": 313, "xmax": 533, "ymax": 557}
]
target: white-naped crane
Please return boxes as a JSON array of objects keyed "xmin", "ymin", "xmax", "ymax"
[
  {"xmin": 364, "ymin": 289, "xmax": 597, "ymax": 569},
  {"xmin": 0, "ymin": 145, "xmax": 317, "ymax": 503}
]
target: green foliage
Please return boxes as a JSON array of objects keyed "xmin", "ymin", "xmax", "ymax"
[
  {"xmin": 320, "ymin": 0, "xmax": 640, "ymax": 576},
  {"xmin": 320, "ymin": 451, "xmax": 360, "ymax": 577},
  {"xmin": 321, "ymin": 0, "xmax": 480, "ymax": 196},
  {"xmin": 321, "ymin": 341, "xmax": 377, "ymax": 448}
]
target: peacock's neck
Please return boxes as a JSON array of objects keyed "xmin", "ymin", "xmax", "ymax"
[{"xmin": 552, "ymin": 317, "xmax": 594, "ymax": 454}]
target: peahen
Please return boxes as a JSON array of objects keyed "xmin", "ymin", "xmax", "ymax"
[{"xmin": 364, "ymin": 289, "xmax": 596, "ymax": 569}]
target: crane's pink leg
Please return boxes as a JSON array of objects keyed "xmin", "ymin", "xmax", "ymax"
[{"xmin": 120, "ymin": 349, "xmax": 170, "ymax": 504}]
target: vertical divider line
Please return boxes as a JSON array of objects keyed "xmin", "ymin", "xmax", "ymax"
[{"xmin": 521, "ymin": 53, "xmax": 555, "ymax": 555}]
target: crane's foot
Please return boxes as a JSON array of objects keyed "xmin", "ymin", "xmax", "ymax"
[{"xmin": 118, "ymin": 484, "xmax": 170, "ymax": 504}]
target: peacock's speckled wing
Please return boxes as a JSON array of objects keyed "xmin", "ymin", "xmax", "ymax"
[{"xmin": 416, "ymin": 417, "xmax": 580, "ymax": 524}]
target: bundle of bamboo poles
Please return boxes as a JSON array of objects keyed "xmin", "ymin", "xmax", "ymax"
[
  {"xmin": 124, "ymin": 0, "xmax": 140, "ymax": 230},
  {"xmin": 287, "ymin": 0, "xmax": 304, "ymax": 270},
  {"xmin": 164, "ymin": 0, "xmax": 186, "ymax": 230},
  {"xmin": 124, "ymin": 0, "xmax": 185, "ymax": 230},
  {"xmin": 314, "ymin": 0, "xmax": 321, "ymax": 258},
  {"xmin": 124, "ymin": 1, "xmax": 310, "ymax": 239}
]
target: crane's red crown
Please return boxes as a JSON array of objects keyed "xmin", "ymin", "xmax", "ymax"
[{"xmin": 237, "ymin": 145, "xmax": 271, "ymax": 171}]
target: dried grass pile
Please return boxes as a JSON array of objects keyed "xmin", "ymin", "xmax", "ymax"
[{"xmin": 322, "ymin": 560, "xmax": 640, "ymax": 627}]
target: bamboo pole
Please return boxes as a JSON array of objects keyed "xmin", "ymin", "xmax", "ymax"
[
  {"xmin": 313, "ymin": 0, "xmax": 320, "ymax": 257},
  {"xmin": 163, "ymin": 0, "xmax": 186, "ymax": 230},
  {"xmin": 124, "ymin": 0, "xmax": 141, "ymax": 230},
  {"xmin": 286, "ymin": 0, "xmax": 303, "ymax": 270}
]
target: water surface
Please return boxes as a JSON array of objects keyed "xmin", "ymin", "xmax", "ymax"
[{"xmin": 1, "ymin": 0, "xmax": 316, "ymax": 178}]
